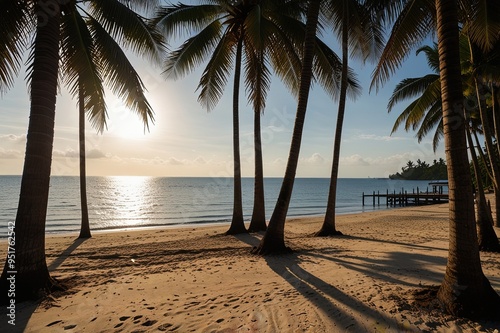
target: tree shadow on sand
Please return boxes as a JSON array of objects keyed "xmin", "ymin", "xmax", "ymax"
[
  {"xmin": 263, "ymin": 251, "xmax": 408, "ymax": 331},
  {"xmin": 0, "ymin": 238, "xmax": 89, "ymax": 333}
]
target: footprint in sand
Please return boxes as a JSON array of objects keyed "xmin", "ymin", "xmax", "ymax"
[{"xmin": 142, "ymin": 320, "xmax": 158, "ymax": 327}]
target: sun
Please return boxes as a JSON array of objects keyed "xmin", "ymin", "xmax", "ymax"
[{"xmin": 108, "ymin": 105, "xmax": 154, "ymax": 140}]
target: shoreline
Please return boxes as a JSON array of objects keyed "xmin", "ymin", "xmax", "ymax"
[
  {"xmin": 1, "ymin": 203, "xmax": 499, "ymax": 332},
  {"xmin": 0, "ymin": 203, "xmax": 420, "ymax": 240}
]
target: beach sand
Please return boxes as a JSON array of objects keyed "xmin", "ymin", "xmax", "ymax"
[{"xmin": 1, "ymin": 202, "xmax": 499, "ymax": 332}]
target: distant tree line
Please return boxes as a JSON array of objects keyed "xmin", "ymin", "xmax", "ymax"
[{"xmin": 389, "ymin": 158, "xmax": 447, "ymax": 180}]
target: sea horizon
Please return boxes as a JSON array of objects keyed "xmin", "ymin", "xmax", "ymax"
[{"xmin": 0, "ymin": 176, "xmax": 443, "ymax": 236}]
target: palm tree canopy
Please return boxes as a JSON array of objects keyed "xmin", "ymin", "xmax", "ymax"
[
  {"xmin": 154, "ymin": 0, "xmax": 361, "ymax": 112},
  {"xmin": 371, "ymin": 0, "xmax": 500, "ymax": 91},
  {"xmin": 1, "ymin": 0, "xmax": 165, "ymax": 132}
]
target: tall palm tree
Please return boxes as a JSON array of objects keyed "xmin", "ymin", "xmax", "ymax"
[
  {"xmin": 61, "ymin": 1, "xmax": 163, "ymax": 239},
  {"xmin": 315, "ymin": 0, "xmax": 381, "ymax": 236},
  {"xmin": 371, "ymin": 0, "xmax": 500, "ymax": 317},
  {"xmin": 388, "ymin": 37, "xmax": 500, "ymax": 251},
  {"xmin": 155, "ymin": 1, "xmax": 264, "ymax": 235},
  {"xmin": 155, "ymin": 0, "xmax": 342, "ymax": 235},
  {"xmin": 0, "ymin": 0, "xmax": 162, "ymax": 301},
  {"xmin": 252, "ymin": 0, "xmax": 322, "ymax": 254},
  {"xmin": 0, "ymin": 0, "xmax": 62, "ymax": 301},
  {"xmin": 435, "ymin": 0, "xmax": 499, "ymax": 316}
]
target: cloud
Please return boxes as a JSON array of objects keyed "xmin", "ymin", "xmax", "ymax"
[
  {"xmin": 167, "ymin": 157, "xmax": 184, "ymax": 165},
  {"xmin": 0, "ymin": 134, "xmax": 26, "ymax": 143},
  {"xmin": 194, "ymin": 156, "xmax": 207, "ymax": 164},
  {"xmin": 0, "ymin": 148, "xmax": 21, "ymax": 159},
  {"xmin": 304, "ymin": 153, "xmax": 326, "ymax": 164},
  {"xmin": 341, "ymin": 154, "xmax": 370, "ymax": 166},
  {"xmin": 52, "ymin": 148, "xmax": 107, "ymax": 159},
  {"xmin": 87, "ymin": 148, "xmax": 107, "ymax": 159},
  {"xmin": 357, "ymin": 134, "xmax": 405, "ymax": 142}
]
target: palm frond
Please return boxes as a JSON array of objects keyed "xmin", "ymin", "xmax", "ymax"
[
  {"xmin": 388, "ymin": 74, "xmax": 440, "ymax": 112},
  {"xmin": 0, "ymin": 1, "xmax": 32, "ymax": 94},
  {"xmin": 88, "ymin": 15, "xmax": 155, "ymax": 130},
  {"xmin": 416, "ymin": 103, "xmax": 443, "ymax": 147},
  {"xmin": 371, "ymin": 0, "xmax": 435, "ymax": 92},
  {"xmin": 116, "ymin": 0, "xmax": 160, "ymax": 13},
  {"xmin": 416, "ymin": 44, "xmax": 440, "ymax": 73},
  {"xmin": 197, "ymin": 31, "xmax": 234, "ymax": 111},
  {"xmin": 89, "ymin": 0, "xmax": 166, "ymax": 64},
  {"xmin": 264, "ymin": 15, "xmax": 302, "ymax": 96},
  {"xmin": 314, "ymin": 37, "xmax": 362, "ymax": 101},
  {"xmin": 244, "ymin": 44, "xmax": 271, "ymax": 114},
  {"xmin": 164, "ymin": 20, "xmax": 223, "ymax": 79},
  {"xmin": 60, "ymin": 8, "xmax": 107, "ymax": 132},
  {"xmin": 153, "ymin": 3, "xmax": 224, "ymax": 39},
  {"xmin": 462, "ymin": 0, "xmax": 500, "ymax": 53}
]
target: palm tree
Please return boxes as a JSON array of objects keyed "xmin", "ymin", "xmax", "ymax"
[
  {"xmin": 315, "ymin": 0, "xmax": 381, "ymax": 237},
  {"xmin": 252, "ymin": 0, "xmax": 322, "ymax": 254},
  {"xmin": 435, "ymin": 0, "xmax": 499, "ymax": 316},
  {"xmin": 466, "ymin": 123, "xmax": 499, "ymax": 251},
  {"xmin": 155, "ymin": 1, "xmax": 263, "ymax": 235},
  {"xmin": 388, "ymin": 36, "xmax": 500, "ymax": 251},
  {"xmin": 155, "ymin": 1, "xmax": 330, "ymax": 235},
  {"xmin": 0, "ymin": 0, "xmax": 62, "ymax": 301},
  {"xmin": 371, "ymin": 0, "xmax": 500, "ymax": 318},
  {"xmin": 60, "ymin": 1, "xmax": 163, "ymax": 239},
  {"xmin": 0, "ymin": 0, "xmax": 162, "ymax": 301}
]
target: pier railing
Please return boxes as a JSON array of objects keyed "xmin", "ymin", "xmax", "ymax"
[{"xmin": 362, "ymin": 187, "xmax": 448, "ymax": 207}]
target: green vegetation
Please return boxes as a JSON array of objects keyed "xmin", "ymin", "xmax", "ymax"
[{"xmin": 389, "ymin": 159, "xmax": 447, "ymax": 180}]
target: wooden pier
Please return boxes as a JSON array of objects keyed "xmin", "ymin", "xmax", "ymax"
[{"xmin": 362, "ymin": 185, "xmax": 448, "ymax": 207}]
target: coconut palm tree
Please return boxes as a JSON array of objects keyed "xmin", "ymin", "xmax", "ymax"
[
  {"xmin": 252, "ymin": 0, "xmax": 322, "ymax": 254},
  {"xmin": 371, "ymin": 0, "xmax": 500, "ymax": 318},
  {"xmin": 388, "ymin": 36, "xmax": 500, "ymax": 251},
  {"xmin": 155, "ymin": 0, "xmax": 266, "ymax": 235},
  {"xmin": 154, "ymin": 0, "xmax": 350, "ymax": 235},
  {"xmin": 60, "ymin": 1, "xmax": 163, "ymax": 239},
  {"xmin": 0, "ymin": 0, "xmax": 162, "ymax": 301},
  {"xmin": 315, "ymin": 0, "xmax": 382, "ymax": 237}
]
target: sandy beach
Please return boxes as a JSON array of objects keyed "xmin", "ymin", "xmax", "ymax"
[{"xmin": 1, "ymin": 202, "xmax": 499, "ymax": 332}]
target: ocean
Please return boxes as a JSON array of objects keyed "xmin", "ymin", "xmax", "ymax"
[{"xmin": 0, "ymin": 176, "xmax": 440, "ymax": 236}]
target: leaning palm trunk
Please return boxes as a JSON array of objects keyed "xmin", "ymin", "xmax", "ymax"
[
  {"xmin": 248, "ymin": 109, "xmax": 267, "ymax": 232},
  {"xmin": 0, "ymin": 5, "xmax": 62, "ymax": 301},
  {"xmin": 475, "ymin": 81, "xmax": 500, "ymax": 228},
  {"xmin": 316, "ymin": 9, "xmax": 349, "ymax": 237},
  {"xmin": 252, "ymin": 0, "xmax": 321, "ymax": 254},
  {"xmin": 435, "ymin": 0, "xmax": 500, "ymax": 317},
  {"xmin": 78, "ymin": 87, "xmax": 91, "ymax": 239},
  {"xmin": 466, "ymin": 127, "xmax": 498, "ymax": 251},
  {"xmin": 492, "ymin": 85, "xmax": 500, "ymax": 227},
  {"xmin": 226, "ymin": 36, "xmax": 247, "ymax": 235}
]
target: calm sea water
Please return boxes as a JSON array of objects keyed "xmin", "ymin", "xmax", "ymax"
[{"xmin": 0, "ymin": 176, "xmax": 439, "ymax": 236}]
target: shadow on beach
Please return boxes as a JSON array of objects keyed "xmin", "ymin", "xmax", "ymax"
[{"xmin": 0, "ymin": 237, "xmax": 88, "ymax": 333}]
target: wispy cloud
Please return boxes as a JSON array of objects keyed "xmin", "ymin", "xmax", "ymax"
[
  {"xmin": 0, "ymin": 134, "xmax": 26, "ymax": 143},
  {"xmin": 356, "ymin": 134, "xmax": 406, "ymax": 142},
  {"xmin": 0, "ymin": 148, "xmax": 21, "ymax": 159},
  {"xmin": 53, "ymin": 148, "xmax": 107, "ymax": 159}
]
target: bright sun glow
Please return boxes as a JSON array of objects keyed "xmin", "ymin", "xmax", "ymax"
[{"xmin": 108, "ymin": 105, "xmax": 154, "ymax": 140}]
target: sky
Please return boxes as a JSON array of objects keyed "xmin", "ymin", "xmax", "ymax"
[{"xmin": 0, "ymin": 17, "xmax": 445, "ymax": 179}]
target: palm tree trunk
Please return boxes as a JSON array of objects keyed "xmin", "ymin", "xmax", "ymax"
[
  {"xmin": 0, "ymin": 4, "xmax": 62, "ymax": 302},
  {"xmin": 316, "ymin": 4, "xmax": 349, "ymax": 237},
  {"xmin": 249, "ymin": 109, "xmax": 267, "ymax": 232},
  {"xmin": 78, "ymin": 87, "xmax": 91, "ymax": 239},
  {"xmin": 435, "ymin": 0, "xmax": 500, "ymax": 317},
  {"xmin": 252, "ymin": 0, "xmax": 321, "ymax": 254},
  {"xmin": 466, "ymin": 127, "xmax": 499, "ymax": 251},
  {"xmin": 476, "ymin": 80, "xmax": 500, "ymax": 228},
  {"xmin": 491, "ymin": 85, "xmax": 500, "ymax": 227},
  {"xmin": 226, "ymin": 36, "xmax": 247, "ymax": 235},
  {"xmin": 473, "ymin": 130, "xmax": 493, "ymax": 189}
]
